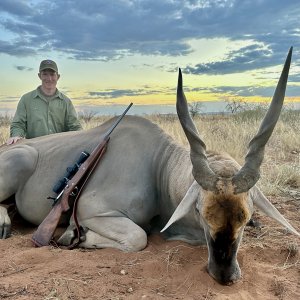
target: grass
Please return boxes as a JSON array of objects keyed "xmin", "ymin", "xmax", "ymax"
[
  {"xmin": 271, "ymin": 277, "xmax": 286, "ymax": 300},
  {"xmin": 286, "ymin": 242, "xmax": 299, "ymax": 258},
  {"xmin": 0, "ymin": 109, "xmax": 299, "ymax": 198}
]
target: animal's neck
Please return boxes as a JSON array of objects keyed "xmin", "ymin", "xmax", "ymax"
[{"xmin": 157, "ymin": 143, "xmax": 194, "ymax": 206}]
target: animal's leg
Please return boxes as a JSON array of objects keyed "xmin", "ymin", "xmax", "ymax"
[
  {"xmin": 0, "ymin": 145, "xmax": 38, "ymax": 238},
  {"xmin": 59, "ymin": 217, "xmax": 147, "ymax": 252}
]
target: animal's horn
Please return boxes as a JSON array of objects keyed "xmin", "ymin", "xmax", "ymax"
[
  {"xmin": 176, "ymin": 69, "xmax": 218, "ymax": 191},
  {"xmin": 232, "ymin": 47, "xmax": 293, "ymax": 194}
]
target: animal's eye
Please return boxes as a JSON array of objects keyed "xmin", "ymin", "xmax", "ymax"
[{"xmin": 237, "ymin": 210, "xmax": 245, "ymax": 223}]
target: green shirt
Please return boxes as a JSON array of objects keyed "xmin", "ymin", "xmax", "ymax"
[{"xmin": 10, "ymin": 87, "xmax": 82, "ymax": 139}]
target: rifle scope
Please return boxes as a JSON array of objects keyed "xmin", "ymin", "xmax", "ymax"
[{"xmin": 52, "ymin": 151, "xmax": 90, "ymax": 194}]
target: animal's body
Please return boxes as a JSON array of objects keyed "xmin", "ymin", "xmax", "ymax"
[
  {"xmin": 0, "ymin": 48, "xmax": 298, "ymax": 285},
  {"xmin": 1, "ymin": 117, "xmax": 203, "ymax": 243}
]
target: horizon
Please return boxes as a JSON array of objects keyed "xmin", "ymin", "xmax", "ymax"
[{"xmin": 0, "ymin": 100, "xmax": 299, "ymax": 117}]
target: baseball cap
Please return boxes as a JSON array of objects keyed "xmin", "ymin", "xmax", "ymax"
[{"xmin": 39, "ymin": 59, "xmax": 58, "ymax": 72}]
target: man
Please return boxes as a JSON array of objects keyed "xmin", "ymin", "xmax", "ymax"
[{"xmin": 7, "ymin": 59, "xmax": 82, "ymax": 145}]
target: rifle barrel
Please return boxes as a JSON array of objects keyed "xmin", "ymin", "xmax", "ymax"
[{"xmin": 104, "ymin": 102, "xmax": 133, "ymax": 138}]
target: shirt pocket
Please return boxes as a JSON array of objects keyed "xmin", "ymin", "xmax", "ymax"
[
  {"xmin": 29, "ymin": 100, "xmax": 48, "ymax": 121},
  {"xmin": 49, "ymin": 100, "xmax": 66, "ymax": 131}
]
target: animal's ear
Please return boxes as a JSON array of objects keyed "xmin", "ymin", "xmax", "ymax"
[
  {"xmin": 161, "ymin": 181, "xmax": 199, "ymax": 232},
  {"xmin": 250, "ymin": 186, "xmax": 300, "ymax": 236}
]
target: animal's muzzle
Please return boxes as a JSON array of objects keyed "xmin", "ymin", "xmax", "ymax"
[
  {"xmin": 207, "ymin": 260, "xmax": 241, "ymax": 285},
  {"xmin": 206, "ymin": 235, "xmax": 242, "ymax": 285}
]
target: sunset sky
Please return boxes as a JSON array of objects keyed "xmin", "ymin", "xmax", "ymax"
[{"xmin": 0, "ymin": 0, "xmax": 300, "ymax": 114}]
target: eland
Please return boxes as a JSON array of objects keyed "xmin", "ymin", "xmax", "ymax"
[{"xmin": 0, "ymin": 47, "xmax": 298, "ymax": 285}]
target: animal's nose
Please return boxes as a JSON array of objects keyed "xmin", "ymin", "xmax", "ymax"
[
  {"xmin": 218, "ymin": 270, "xmax": 241, "ymax": 285},
  {"xmin": 207, "ymin": 261, "xmax": 241, "ymax": 285}
]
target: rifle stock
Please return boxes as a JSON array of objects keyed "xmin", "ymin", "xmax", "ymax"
[
  {"xmin": 31, "ymin": 200, "xmax": 69, "ymax": 246},
  {"xmin": 32, "ymin": 103, "xmax": 132, "ymax": 247}
]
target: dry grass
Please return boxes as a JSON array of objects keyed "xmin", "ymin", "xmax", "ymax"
[
  {"xmin": 286, "ymin": 242, "xmax": 299, "ymax": 258},
  {"xmin": 0, "ymin": 109, "xmax": 299, "ymax": 198},
  {"xmin": 270, "ymin": 277, "xmax": 287, "ymax": 300}
]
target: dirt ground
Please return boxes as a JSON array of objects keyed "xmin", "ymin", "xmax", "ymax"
[{"xmin": 0, "ymin": 195, "xmax": 299, "ymax": 300}]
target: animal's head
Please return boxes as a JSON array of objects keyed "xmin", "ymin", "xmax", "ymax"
[{"xmin": 162, "ymin": 47, "xmax": 299, "ymax": 285}]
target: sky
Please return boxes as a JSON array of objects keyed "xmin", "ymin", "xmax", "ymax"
[{"xmin": 0, "ymin": 0, "xmax": 300, "ymax": 114}]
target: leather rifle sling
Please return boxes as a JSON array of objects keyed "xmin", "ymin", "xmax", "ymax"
[{"xmin": 65, "ymin": 140, "xmax": 109, "ymax": 249}]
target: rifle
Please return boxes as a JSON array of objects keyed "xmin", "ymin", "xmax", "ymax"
[{"xmin": 32, "ymin": 103, "xmax": 133, "ymax": 247}]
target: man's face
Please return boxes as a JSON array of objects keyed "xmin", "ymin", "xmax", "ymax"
[{"xmin": 38, "ymin": 69, "xmax": 60, "ymax": 90}]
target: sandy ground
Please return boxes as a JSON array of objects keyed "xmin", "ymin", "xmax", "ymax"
[{"xmin": 0, "ymin": 195, "xmax": 299, "ymax": 300}]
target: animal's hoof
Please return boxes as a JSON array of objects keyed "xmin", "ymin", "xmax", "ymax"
[
  {"xmin": 57, "ymin": 226, "xmax": 88, "ymax": 245},
  {"xmin": 57, "ymin": 229, "xmax": 75, "ymax": 246},
  {"xmin": 247, "ymin": 218, "xmax": 262, "ymax": 229},
  {"xmin": 0, "ymin": 224, "xmax": 11, "ymax": 239},
  {"xmin": 79, "ymin": 226, "xmax": 88, "ymax": 242},
  {"xmin": 0, "ymin": 207, "xmax": 11, "ymax": 239}
]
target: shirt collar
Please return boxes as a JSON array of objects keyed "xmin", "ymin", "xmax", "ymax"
[{"xmin": 35, "ymin": 86, "xmax": 63, "ymax": 100}]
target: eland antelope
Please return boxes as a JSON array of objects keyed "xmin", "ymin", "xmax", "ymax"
[{"xmin": 0, "ymin": 47, "xmax": 298, "ymax": 285}]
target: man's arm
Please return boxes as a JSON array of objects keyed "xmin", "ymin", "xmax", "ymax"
[{"xmin": 65, "ymin": 101, "xmax": 82, "ymax": 131}]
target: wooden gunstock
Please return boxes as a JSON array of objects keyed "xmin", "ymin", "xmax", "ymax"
[{"xmin": 31, "ymin": 198, "xmax": 70, "ymax": 247}]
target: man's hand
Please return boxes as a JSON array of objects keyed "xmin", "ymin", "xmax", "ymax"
[{"xmin": 6, "ymin": 136, "xmax": 23, "ymax": 145}]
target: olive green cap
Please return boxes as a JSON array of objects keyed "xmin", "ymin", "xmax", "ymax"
[{"xmin": 39, "ymin": 59, "xmax": 58, "ymax": 72}]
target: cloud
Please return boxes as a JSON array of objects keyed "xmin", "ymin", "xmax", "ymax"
[
  {"xmin": 0, "ymin": 96, "xmax": 19, "ymax": 103},
  {"xmin": 289, "ymin": 73, "xmax": 300, "ymax": 83},
  {"xmin": 0, "ymin": 0, "xmax": 299, "ymax": 72},
  {"xmin": 201, "ymin": 83, "xmax": 299, "ymax": 98},
  {"xmin": 0, "ymin": 40, "xmax": 36, "ymax": 56},
  {"xmin": 0, "ymin": 0, "xmax": 32, "ymax": 16},
  {"xmin": 184, "ymin": 44, "xmax": 277, "ymax": 75},
  {"xmin": 88, "ymin": 87, "xmax": 164, "ymax": 99},
  {"xmin": 15, "ymin": 65, "xmax": 34, "ymax": 71}
]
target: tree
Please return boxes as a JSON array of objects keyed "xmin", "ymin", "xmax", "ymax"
[
  {"xmin": 78, "ymin": 110, "xmax": 97, "ymax": 123},
  {"xmin": 188, "ymin": 102, "xmax": 203, "ymax": 117},
  {"xmin": 225, "ymin": 99, "xmax": 250, "ymax": 114}
]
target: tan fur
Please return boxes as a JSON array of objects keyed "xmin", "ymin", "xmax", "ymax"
[
  {"xmin": 201, "ymin": 180, "xmax": 251, "ymax": 240},
  {"xmin": 201, "ymin": 152, "xmax": 250, "ymax": 241}
]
